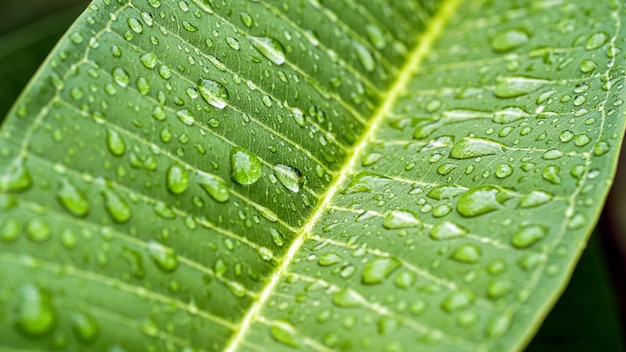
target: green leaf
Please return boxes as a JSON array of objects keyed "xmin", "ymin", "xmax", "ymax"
[{"xmin": 0, "ymin": 0, "xmax": 625, "ymax": 351}]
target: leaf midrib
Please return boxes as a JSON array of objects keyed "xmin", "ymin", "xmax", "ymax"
[{"xmin": 222, "ymin": 0, "xmax": 464, "ymax": 349}]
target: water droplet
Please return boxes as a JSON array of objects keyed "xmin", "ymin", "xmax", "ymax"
[
  {"xmin": 226, "ymin": 37, "xmax": 240, "ymax": 50},
  {"xmin": 166, "ymin": 164, "xmax": 189, "ymax": 194},
  {"xmin": 139, "ymin": 52, "xmax": 157, "ymax": 69},
  {"xmin": 258, "ymin": 247, "xmax": 273, "ymax": 261},
  {"xmin": 70, "ymin": 312, "xmax": 99, "ymax": 344},
  {"xmin": 182, "ymin": 20, "xmax": 198, "ymax": 32},
  {"xmin": 127, "ymin": 17, "xmax": 143, "ymax": 33},
  {"xmin": 494, "ymin": 76, "xmax": 548, "ymax": 98},
  {"xmin": 365, "ymin": 24, "xmax": 386, "ymax": 49},
  {"xmin": 430, "ymin": 222, "xmax": 467, "ymax": 240},
  {"xmin": 353, "ymin": 41, "xmax": 375, "ymax": 72},
  {"xmin": 585, "ymin": 32, "xmax": 608, "ymax": 50},
  {"xmin": 273, "ymin": 164, "xmax": 304, "ymax": 192},
  {"xmin": 230, "ymin": 147, "xmax": 262, "ymax": 185},
  {"xmin": 197, "ymin": 172, "xmax": 229, "ymax": 202},
  {"xmin": 457, "ymin": 186, "xmax": 508, "ymax": 217},
  {"xmin": 102, "ymin": 187, "xmax": 131, "ymax": 223},
  {"xmin": 487, "ymin": 280, "xmax": 512, "ymax": 299},
  {"xmin": 491, "ymin": 28, "xmax": 529, "ymax": 52},
  {"xmin": 495, "ymin": 164, "xmax": 513, "ymax": 178},
  {"xmin": 449, "ymin": 244, "xmax": 481, "ymax": 263},
  {"xmin": 105, "ymin": 129, "xmax": 125, "ymax": 156},
  {"xmin": 112, "ymin": 67, "xmax": 130, "ymax": 87},
  {"xmin": 240, "ymin": 12, "xmax": 253, "ymax": 27},
  {"xmin": 441, "ymin": 291, "xmax": 476, "ymax": 316},
  {"xmin": 450, "ymin": 137, "xmax": 504, "ymax": 159},
  {"xmin": 511, "ymin": 225, "xmax": 546, "ymax": 249},
  {"xmin": 362, "ymin": 257, "xmax": 401, "ymax": 284},
  {"xmin": 57, "ymin": 179, "xmax": 90, "ymax": 217},
  {"xmin": 332, "ymin": 288, "xmax": 363, "ymax": 308},
  {"xmin": 542, "ymin": 149, "xmax": 563, "ymax": 160},
  {"xmin": 344, "ymin": 172, "xmax": 387, "ymax": 194},
  {"xmin": 486, "ymin": 314, "xmax": 511, "ymax": 337},
  {"xmin": 579, "ymin": 59, "xmax": 597, "ymax": 73},
  {"xmin": 383, "ymin": 210, "xmax": 422, "ymax": 229},
  {"xmin": 249, "ymin": 36, "xmax": 286, "ymax": 65},
  {"xmin": 147, "ymin": 241, "xmax": 178, "ymax": 272},
  {"xmin": 519, "ymin": 191, "xmax": 552, "ymax": 208},
  {"xmin": 198, "ymin": 78, "xmax": 229, "ymax": 109},
  {"xmin": 432, "ymin": 204, "xmax": 453, "ymax": 218},
  {"xmin": 14, "ymin": 285, "xmax": 56, "ymax": 337},
  {"xmin": 1, "ymin": 217, "xmax": 20, "ymax": 243},
  {"xmin": 560, "ymin": 130, "xmax": 574, "ymax": 142},
  {"xmin": 318, "ymin": 252, "xmax": 342, "ymax": 266},
  {"xmin": 427, "ymin": 184, "xmax": 467, "ymax": 200},
  {"xmin": 594, "ymin": 141, "xmax": 610, "ymax": 156},
  {"xmin": 1, "ymin": 158, "xmax": 32, "ymax": 192},
  {"xmin": 541, "ymin": 165, "xmax": 561, "ymax": 184},
  {"xmin": 270, "ymin": 321, "xmax": 299, "ymax": 348},
  {"xmin": 492, "ymin": 106, "xmax": 529, "ymax": 124}
]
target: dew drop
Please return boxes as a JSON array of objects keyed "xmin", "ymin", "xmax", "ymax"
[
  {"xmin": 249, "ymin": 36, "xmax": 286, "ymax": 65},
  {"xmin": 14, "ymin": 285, "xmax": 56, "ymax": 338},
  {"xmin": 127, "ymin": 17, "xmax": 143, "ymax": 33},
  {"xmin": 585, "ymin": 32, "xmax": 608, "ymax": 50},
  {"xmin": 270, "ymin": 321, "xmax": 299, "ymax": 348},
  {"xmin": 495, "ymin": 164, "xmax": 513, "ymax": 178},
  {"xmin": 318, "ymin": 252, "xmax": 342, "ymax": 266},
  {"xmin": 441, "ymin": 290, "xmax": 475, "ymax": 312},
  {"xmin": 511, "ymin": 225, "xmax": 546, "ymax": 249},
  {"xmin": 105, "ymin": 129, "xmax": 126, "ymax": 157},
  {"xmin": 365, "ymin": 24, "xmax": 386, "ymax": 49},
  {"xmin": 494, "ymin": 76, "xmax": 548, "ymax": 98},
  {"xmin": 112, "ymin": 67, "xmax": 130, "ymax": 87},
  {"xmin": 353, "ymin": 41, "xmax": 375, "ymax": 72},
  {"xmin": 57, "ymin": 179, "xmax": 90, "ymax": 217},
  {"xmin": 198, "ymin": 78, "xmax": 229, "ymax": 109},
  {"xmin": 519, "ymin": 191, "xmax": 552, "ymax": 208},
  {"xmin": 139, "ymin": 52, "xmax": 157, "ymax": 69},
  {"xmin": 541, "ymin": 165, "xmax": 561, "ymax": 184},
  {"xmin": 332, "ymin": 288, "xmax": 363, "ymax": 308},
  {"xmin": 457, "ymin": 186, "xmax": 508, "ymax": 217},
  {"xmin": 240, "ymin": 12, "xmax": 253, "ymax": 27},
  {"xmin": 450, "ymin": 137, "xmax": 504, "ymax": 159},
  {"xmin": 362, "ymin": 257, "xmax": 401, "ymax": 284},
  {"xmin": 102, "ymin": 187, "xmax": 132, "ymax": 223},
  {"xmin": 226, "ymin": 37, "xmax": 240, "ymax": 50},
  {"xmin": 147, "ymin": 241, "xmax": 178, "ymax": 272},
  {"xmin": 492, "ymin": 106, "xmax": 529, "ymax": 124},
  {"xmin": 491, "ymin": 29, "xmax": 529, "ymax": 52},
  {"xmin": 343, "ymin": 172, "xmax": 387, "ymax": 194},
  {"xmin": 383, "ymin": 210, "xmax": 422, "ymax": 229},
  {"xmin": 429, "ymin": 221, "xmax": 467, "ymax": 240},
  {"xmin": 487, "ymin": 280, "xmax": 512, "ymax": 299},
  {"xmin": 449, "ymin": 244, "xmax": 481, "ymax": 263},
  {"xmin": 273, "ymin": 164, "xmax": 304, "ymax": 192},
  {"xmin": 1, "ymin": 158, "xmax": 32, "ymax": 192},
  {"xmin": 427, "ymin": 184, "xmax": 467, "ymax": 200},
  {"xmin": 166, "ymin": 164, "xmax": 189, "ymax": 194},
  {"xmin": 26, "ymin": 219, "xmax": 50, "ymax": 242},
  {"xmin": 197, "ymin": 172, "xmax": 230, "ymax": 202},
  {"xmin": 230, "ymin": 147, "xmax": 262, "ymax": 185},
  {"xmin": 70, "ymin": 312, "xmax": 99, "ymax": 344}
]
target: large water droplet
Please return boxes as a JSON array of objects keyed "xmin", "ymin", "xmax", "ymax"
[
  {"xmin": 147, "ymin": 241, "xmax": 178, "ymax": 272},
  {"xmin": 197, "ymin": 172, "xmax": 230, "ymax": 202},
  {"xmin": 541, "ymin": 165, "xmax": 561, "ymax": 184},
  {"xmin": 166, "ymin": 164, "xmax": 189, "ymax": 194},
  {"xmin": 70, "ymin": 312, "xmax": 99, "ymax": 344},
  {"xmin": 494, "ymin": 76, "xmax": 548, "ymax": 98},
  {"xmin": 198, "ymin": 78, "xmax": 229, "ymax": 109},
  {"xmin": 57, "ymin": 179, "xmax": 90, "ymax": 217},
  {"xmin": 362, "ymin": 257, "xmax": 401, "ymax": 284},
  {"xmin": 492, "ymin": 106, "xmax": 529, "ymax": 124},
  {"xmin": 353, "ymin": 41, "xmax": 375, "ymax": 72},
  {"xmin": 273, "ymin": 164, "xmax": 304, "ymax": 193},
  {"xmin": 519, "ymin": 191, "xmax": 552, "ymax": 208},
  {"xmin": 1, "ymin": 158, "xmax": 32, "ymax": 192},
  {"xmin": 491, "ymin": 29, "xmax": 529, "ymax": 52},
  {"xmin": 585, "ymin": 32, "xmax": 608, "ymax": 50},
  {"xmin": 441, "ymin": 290, "xmax": 475, "ymax": 312},
  {"xmin": 511, "ymin": 225, "xmax": 547, "ymax": 249},
  {"xmin": 449, "ymin": 244, "xmax": 481, "ymax": 263},
  {"xmin": 249, "ymin": 36, "xmax": 286, "ymax": 65},
  {"xmin": 383, "ymin": 210, "xmax": 422, "ymax": 229},
  {"xmin": 457, "ymin": 186, "xmax": 508, "ymax": 217},
  {"xmin": 450, "ymin": 137, "xmax": 504, "ymax": 159},
  {"xmin": 427, "ymin": 184, "xmax": 467, "ymax": 200},
  {"xmin": 332, "ymin": 288, "xmax": 363, "ymax": 308},
  {"xmin": 112, "ymin": 67, "xmax": 130, "ymax": 87},
  {"xmin": 230, "ymin": 147, "xmax": 262, "ymax": 185},
  {"xmin": 487, "ymin": 280, "xmax": 512, "ymax": 299},
  {"xmin": 106, "ymin": 129, "xmax": 126, "ymax": 156},
  {"xmin": 26, "ymin": 219, "xmax": 50, "ymax": 242},
  {"xmin": 270, "ymin": 321, "xmax": 299, "ymax": 348},
  {"xmin": 430, "ymin": 222, "xmax": 467, "ymax": 240},
  {"xmin": 102, "ymin": 187, "xmax": 131, "ymax": 223},
  {"xmin": 343, "ymin": 172, "xmax": 387, "ymax": 194},
  {"xmin": 14, "ymin": 285, "xmax": 56, "ymax": 337}
]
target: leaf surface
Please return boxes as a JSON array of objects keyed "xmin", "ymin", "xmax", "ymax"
[{"xmin": 1, "ymin": 0, "xmax": 625, "ymax": 351}]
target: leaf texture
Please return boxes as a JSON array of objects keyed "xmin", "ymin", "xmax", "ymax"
[{"xmin": 0, "ymin": 0, "xmax": 625, "ymax": 351}]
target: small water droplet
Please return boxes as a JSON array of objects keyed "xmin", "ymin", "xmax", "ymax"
[
  {"xmin": 270, "ymin": 321, "xmax": 299, "ymax": 348},
  {"xmin": 318, "ymin": 252, "xmax": 342, "ymax": 266},
  {"xmin": 487, "ymin": 280, "xmax": 512, "ymax": 299},
  {"xmin": 249, "ymin": 36, "xmax": 286, "ymax": 65},
  {"xmin": 70, "ymin": 312, "xmax": 99, "ymax": 344},
  {"xmin": 127, "ymin": 17, "xmax": 143, "ymax": 33},
  {"xmin": 332, "ymin": 288, "xmax": 363, "ymax": 308},
  {"xmin": 541, "ymin": 165, "xmax": 561, "ymax": 184},
  {"xmin": 353, "ymin": 41, "xmax": 375, "ymax": 72},
  {"xmin": 198, "ymin": 78, "xmax": 229, "ymax": 109},
  {"xmin": 519, "ymin": 191, "xmax": 552, "ymax": 208},
  {"xmin": 197, "ymin": 172, "xmax": 230, "ymax": 202},
  {"xmin": 102, "ymin": 187, "xmax": 132, "ymax": 223},
  {"xmin": 112, "ymin": 67, "xmax": 130, "ymax": 87},
  {"xmin": 441, "ymin": 290, "xmax": 475, "ymax": 312},
  {"xmin": 230, "ymin": 147, "xmax": 262, "ymax": 185},
  {"xmin": 166, "ymin": 164, "xmax": 189, "ymax": 194},
  {"xmin": 494, "ymin": 76, "xmax": 548, "ymax": 98},
  {"xmin": 365, "ymin": 24, "xmax": 386, "ymax": 49},
  {"xmin": 362, "ymin": 257, "xmax": 401, "ymax": 284},
  {"xmin": 239, "ymin": 12, "xmax": 254, "ymax": 27},
  {"xmin": 427, "ymin": 184, "xmax": 467, "ymax": 200},
  {"xmin": 492, "ymin": 106, "xmax": 529, "ymax": 124},
  {"xmin": 226, "ymin": 37, "xmax": 240, "ymax": 50},
  {"xmin": 1, "ymin": 158, "xmax": 32, "ymax": 192}
]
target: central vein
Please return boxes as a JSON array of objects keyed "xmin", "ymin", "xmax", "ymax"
[{"xmin": 223, "ymin": 0, "xmax": 463, "ymax": 350}]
